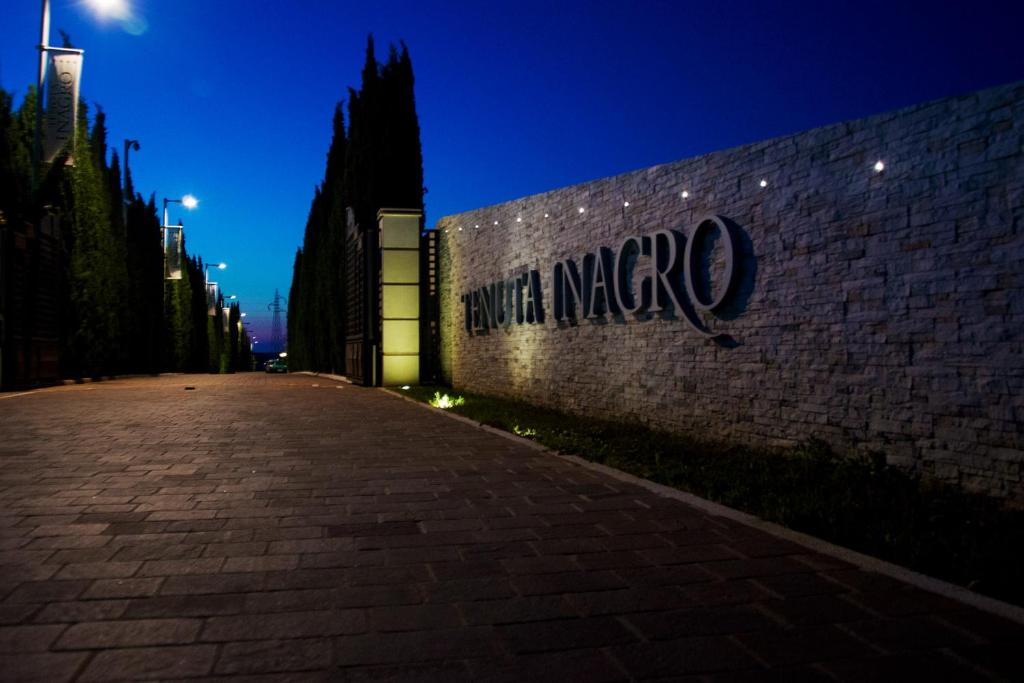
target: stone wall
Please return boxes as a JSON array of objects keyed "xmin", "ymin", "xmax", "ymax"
[{"xmin": 435, "ymin": 81, "xmax": 1024, "ymax": 501}]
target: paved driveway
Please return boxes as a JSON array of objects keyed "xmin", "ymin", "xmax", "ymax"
[{"xmin": 0, "ymin": 374, "xmax": 1019, "ymax": 681}]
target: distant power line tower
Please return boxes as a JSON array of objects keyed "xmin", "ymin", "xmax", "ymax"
[{"xmin": 267, "ymin": 289, "xmax": 286, "ymax": 351}]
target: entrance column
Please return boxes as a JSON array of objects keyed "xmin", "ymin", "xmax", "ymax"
[{"xmin": 377, "ymin": 208, "xmax": 422, "ymax": 386}]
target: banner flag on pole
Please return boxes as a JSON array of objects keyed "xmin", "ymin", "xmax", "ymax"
[
  {"xmin": 43, "ymin": 52, "xmax": 83, "ymax": 165},
  {"xmin": 207, "ymin": 283, "xmax": 220, "ymax": 316},
  {"xmin": 164, "ymin": 225, "xmax": 184, "ymax": 280}
]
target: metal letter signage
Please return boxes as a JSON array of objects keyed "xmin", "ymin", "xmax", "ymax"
[{"xmin": 461, "ymin": 215, "xmax": 743, "ymax": 340}]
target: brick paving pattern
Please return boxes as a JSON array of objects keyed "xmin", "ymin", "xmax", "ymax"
[{"xmin": 0, "ymin": 374, "xmax": 1020, "ymax": 681}]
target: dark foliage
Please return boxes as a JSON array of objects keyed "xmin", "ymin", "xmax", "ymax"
[
  {"xmin": 0, "ymin": 82, "xmax": 245, "ymax": 383},
  {"xmin": 288, "ymin": 37, "xmax": 424, "ymax": 372}
]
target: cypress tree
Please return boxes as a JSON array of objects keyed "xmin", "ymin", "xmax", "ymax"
[
  {"xmin": 188, "ymin": 255, "xmax": 208, "ymax": 371},
  {"xmin": 323, "ymin": 104, "xmax": 348, "ymax": 373},
  {"xmin": 58, "ymin": 100, "xmax": 125, "ymax": 377},
  {"xmin": 288, "ymin": 36, "xmax": 425, "ymax": 378},
  {"xmin": 0, "ymin": 88, "xmax": 34, "ymax": 226},
  {"xmin": 287, "ymin": 248, "xmax": 304, "ymax": 369},
  {"xmin": 2, "ymin": 81, "xmax": 208, "ymax": 382}
]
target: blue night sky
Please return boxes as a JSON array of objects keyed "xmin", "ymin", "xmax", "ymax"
[{"xmin": 1, "ymin": 0, "xmax": 1022, "ymax": 349}]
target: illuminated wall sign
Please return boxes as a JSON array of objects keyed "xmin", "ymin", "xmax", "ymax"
[{"xmin": 461, "ymin": 215, "xmax": 743, "ymax": 340}]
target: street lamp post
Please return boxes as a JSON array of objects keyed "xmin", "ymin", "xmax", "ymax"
[
  {"xmin": 32, "ymin": 0, "xmax": 51, "ymax": 191},
  {"xmin": 31, "ymin": 0, "xmax": 123, "ymax": 193},
  {"xmin": 204, "ymin": 261, "xmax": 227, "ymax": 285},
  {"xmin": 204, "ymin": 262, "xmax": 226, "ymax": 315},
  {"xmin": 124, "ymin": 139, "xmax": 139, "ymax": 190},
  {"xmin": 122, "ymin": 139, "xmax": 139, "ymax": 224},
  {"xmin": 161, "ymin": 195, "xmax": 197, "ymax": 280},
  {"xmin": 162, "ymin": 195, "xmax": 198, "ymax": 229},
  {"xmin": 32, "ymin": 1, "xmax": 84, "ymax": 192}
]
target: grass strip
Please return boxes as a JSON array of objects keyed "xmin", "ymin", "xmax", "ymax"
[{"xmin": 402, "ymin": 386, "xmax": 1024, "ymax": 607}]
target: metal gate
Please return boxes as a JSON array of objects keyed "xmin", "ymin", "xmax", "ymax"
[{"xmin": 1, "ymin": 216, "xmax": 62, "ymax": 389}]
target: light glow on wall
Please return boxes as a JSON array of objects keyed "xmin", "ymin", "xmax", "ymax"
[{"xmin": 440, "ymin": 153, "xmax": 893, "ymax": 238}]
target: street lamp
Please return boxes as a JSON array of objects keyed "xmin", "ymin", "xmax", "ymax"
[
  {"xmin": 204, "ymin": 262, "xmax": 227, "ymax": 315},
  {"xmin": 86, "ymin": 0, "xmax": 130, "ymax": 18},
  {"xmin": 122, "ymin": 138, "xmax": 139, "ymax": 225},
  {"xmin": 32, "ymin": 0, "xmax": 126, "ymax": 190},
  {"xmin": 163, "ymin": 195, "xmax": 199, "ymax": 228},
  {"xmin": 123, "ymin": 139, "xmax": 139, "ymax": 190},
  {"xmin": 162, "ymin": 195, "xmax": 198, "ymax": 280},
  {"xmin": 204, "ymin": 262, "xmax": 227, "ymax": 284}
]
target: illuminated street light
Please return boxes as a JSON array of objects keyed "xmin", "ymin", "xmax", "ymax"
[
  {"xmin": 163, "ymin": 195, "xmax": 199, "ymax": 228},
  {"xmin": 204, "ymin": 262, "xmax": 227, "ymax": 283},
  {"xmin": 121, "ymin": 139, "xmax": 139, "ymax": 225},
  {"xmin": 86, "ymin": 0, "xmax": 130, "ymax": 18}
]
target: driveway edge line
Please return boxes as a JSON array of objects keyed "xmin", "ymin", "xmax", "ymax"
[{"xmin": 381, "ymin": 386, "xmax": 1024, "ymax": 626}]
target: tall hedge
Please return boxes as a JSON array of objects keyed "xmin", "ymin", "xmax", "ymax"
[{"xmin": 288, "ymin": 37, "xmax": 424, "ymax": 373}]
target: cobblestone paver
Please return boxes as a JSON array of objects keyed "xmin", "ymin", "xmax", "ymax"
[{"xmin": 0, "ymin": 374, "xmax": 1020, "ymax": 681}]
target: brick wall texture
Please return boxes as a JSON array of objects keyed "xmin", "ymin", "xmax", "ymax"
[{"xmin": 435, "ymin": 81, "xmax": 1024, "ymax": 501}]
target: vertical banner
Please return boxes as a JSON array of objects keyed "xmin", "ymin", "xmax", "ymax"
[
  {"xmin": 206, "ymin": 283, "xmax": 219, "ymax": 316},
  {"xmin": 43, "ymin": 53, "xmax": 83, "ymax": 164},
  {"xmin": 163, "ymin": 225, "xmax": 183, "ymax": 280}
]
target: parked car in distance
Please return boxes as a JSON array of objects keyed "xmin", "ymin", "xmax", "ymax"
[{"xmin": 265, "ymin": 358, "xmax": 288, "ymax": 373}]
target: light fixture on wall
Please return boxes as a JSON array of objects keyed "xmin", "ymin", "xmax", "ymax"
[
  {"xmin": 681, "ymin": 190, "xmax": 689, "ymax": 199},
  {"xmin": 578, "ymin": 207, "xmax": 585, "ymax": 214}
]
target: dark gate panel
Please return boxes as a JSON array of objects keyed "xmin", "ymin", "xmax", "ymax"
[
  {"xmin": 1, "ymin": 217, "xmax": 62, "ymax": 389},
  {"xmin": 344, "ymin": 209, "xmax": 381, "ymax": 386},
  {"xmin": 344, "ymin": 227, "xmax": 368, "ymax": 384}
]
